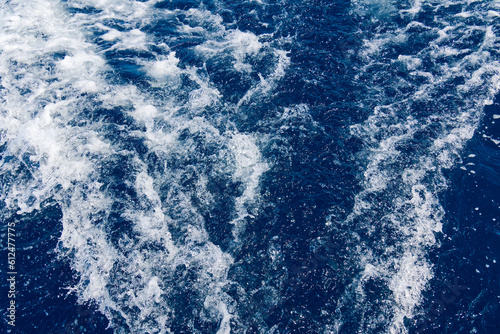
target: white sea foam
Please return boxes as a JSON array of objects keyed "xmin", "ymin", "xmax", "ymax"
[
  {"xmin": 144, "ymin": 52, "xmax": 182, "ymax": 87},
  {"xmin": 195, "ymin": 29, "xmax": 263, "ymax": 73},
  {"xmin": 331, "ymin": 0, "xmax": 500, "ymax": 333},
  {"xmin": 0, "ymin": 0, "xmax": 285, "ymax": 332},
  {"xmin": 236, "ymin": 49, "xmax": 290, "ymax": 110},
  {"xmin": 229, "ymin": 133, "xmax": 268, "ymax": 240},
  {"xmin": 351, "ymin": 0, "xmax": 398, "ymax": 18}
]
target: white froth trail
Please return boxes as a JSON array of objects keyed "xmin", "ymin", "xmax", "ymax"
[
  {"xmin": 0, "ymin": 0, "xmax": 283, "ymax": 332},
  {"xmin": 0, "ymin": 0, "xmax": 109, "ymax": 207},
  {"xmin": 0, "ymin": 0, "xmax": 122, "ymax": 322},
  {"xmin": 331, "ymin": 0, "xmax": 500, "ymax": 333}
]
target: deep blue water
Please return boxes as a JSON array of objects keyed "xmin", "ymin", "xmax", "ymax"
[{"xmin": 1, "ymin": 0, "xmax": 499, "ymax": 333}]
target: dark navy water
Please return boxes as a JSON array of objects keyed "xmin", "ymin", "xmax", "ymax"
[{"xmin": 1, "ymin": 0, "xmax": 499, "ymax": 333}]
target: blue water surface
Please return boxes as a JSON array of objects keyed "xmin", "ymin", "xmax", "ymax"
[{"xmin": 1, "ymin": 0, "xmax": 499, "ymax": 333}]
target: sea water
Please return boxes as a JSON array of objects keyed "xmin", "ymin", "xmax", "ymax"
[{"xmin": 1, "ymin": 0, "xmax": 499, "ymax": 333}]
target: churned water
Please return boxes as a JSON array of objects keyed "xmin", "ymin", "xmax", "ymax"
[{"xmin": 1, "ymin": 0, "xmax": 499, "ymax": 333}]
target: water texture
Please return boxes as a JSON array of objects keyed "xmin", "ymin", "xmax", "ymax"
[{"xmin": 1, "ymin": 0, "xmax": 499, "ymax": 333}]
